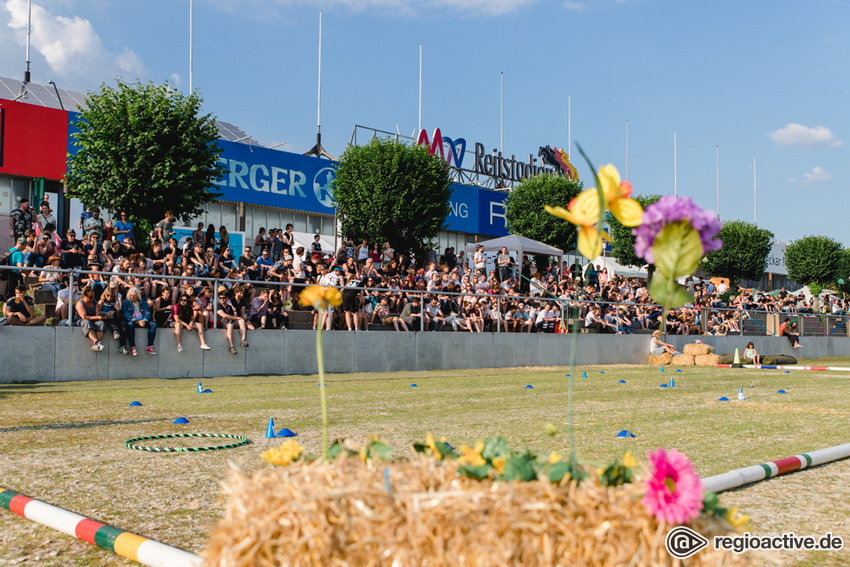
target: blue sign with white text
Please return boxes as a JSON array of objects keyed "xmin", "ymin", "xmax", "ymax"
[{"xmin": 213, "ymin": 141, "xmax": 337, "ymax": 215}]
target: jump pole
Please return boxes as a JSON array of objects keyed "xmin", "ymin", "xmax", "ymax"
[
  {"xmin": 715, "ymin": 364, "xmax": 850, "ymax": 372},
  {"xmin": 701, "ymin": 442, "xmax": 850, "ymax": 494},
  {"xmin": 0, "ymin": 487, "xmax": 201, "ymax": 567}
]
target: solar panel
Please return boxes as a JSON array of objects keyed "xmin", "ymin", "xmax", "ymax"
[{"xmin": 0, "ymin": 76, "xmax": 259, "ymax": 142}]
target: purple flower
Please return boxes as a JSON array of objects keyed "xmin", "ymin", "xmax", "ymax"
[{"xmin": 633, "ymin": 196, "xmax": 721, "ymax": 265}]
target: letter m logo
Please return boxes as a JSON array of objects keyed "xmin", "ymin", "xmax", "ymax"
[{"xmin": 417, "ymin": 128, "xmax": 445, "ymax": 161}]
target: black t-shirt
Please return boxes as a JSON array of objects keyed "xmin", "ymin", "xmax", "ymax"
[
  {"xmin": 5, "ymin": 296, "xmax": 33, "ymax": 315},
  {"xmin": 61, "ymin": 238, "xmax": 82, "ymax": 254}
]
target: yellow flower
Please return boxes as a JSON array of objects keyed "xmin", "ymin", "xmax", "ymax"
[
  {"xmin": 458, "ymin": 441, "xmax": 486, "ymax": 467},
  {"xmin": 299, "ymin": 285, "xmax": 342, "ymax": 310},
  {"xmin": 545, "ymin": 163, "xmax": 643, "ymax": 260},
  {"xmin": 492, "ymin": 456, "xmax": 506, "ymax": 474},
  {"xmin": 548, "ymin": 451, "xmax": 563, "ymax": 464},
  {"xmin": 425, "ymin": 433, "xmax": 449, "ymax": 460},
  {"xmin": 622, "ymin": 450, "xmax": 637, "ymax": 469},
  {"xmin": 262, "ymin": 439, "xmax": 304, "ymax": 466},
  {"xmin": 726, "ymin": 506, "xmax": 750, "ymax": 530}
]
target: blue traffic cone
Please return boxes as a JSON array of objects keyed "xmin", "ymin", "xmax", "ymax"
[
  {"xmin": 718, "ymin": 396, "xmax": 729, "ymax": 401},
  {"xmin": 129, "ymin": 401, "xmax": 142, "ymax": 406},
  {"xmin": 582, "ymin": 371, "xmax": 587, "ymax": 379},
  {"xmin": 197, "ymin": 381, "xmax": 203, "ymax": 393},
  {"xmin": 737, "ymin": 388, "xmax": 746, "ymax": 401},
  {"xmin": 618, "ymin": 379, "xmax": 626, "ymax": 384},
  {"xmin": 669, "ymin": 377, "xmax": 675, "ymax": 387},
  {"xmin": 524, "ymin": 385, "xmax": 534, "ymax": 389},
  {"xmin": 266, "ymin": 418, "xmax": 277, "ymax": 438},
  {"xmin": 660, "ymin": 365, "xmax": 665, "ymax": 372},
  {"xmin": 277, "ymin": 428, "xmax": 297, "ymax": 437},
  {"xmin": 173, "ymin": 417, "xmax": 190, "ymax": 424},
  {"xmin": 616, "ymin": 430, "xmax": 636, "ymax": 438}
]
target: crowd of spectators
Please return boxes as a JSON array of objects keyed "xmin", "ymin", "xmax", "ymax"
[{"xmin": 2, "ymin": 199, "xmax": 841, "ymax": 351}]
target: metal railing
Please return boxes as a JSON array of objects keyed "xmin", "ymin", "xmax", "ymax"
[{"xmin": 2, "ymin": 264, "xmax": 848, "ymax": 338}]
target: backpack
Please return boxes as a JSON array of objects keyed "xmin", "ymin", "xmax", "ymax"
[{"xmin": 0, "ymin": 249, "xmax": 13, "ymax": 281}]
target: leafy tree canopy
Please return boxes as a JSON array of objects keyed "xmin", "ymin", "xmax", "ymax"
[
  {"xmin": 66, "ymin": 80, "xmax": 224, "ymax": 235},
  {"xmin": 333, "ymin": 137, "xmax": 452, "ymax": 262},
  {"xmin": 701, "ymin": 220, "xmax": 773, "ymax": 285},
  {"xmin": 785, "ymin": 235, "xmax": 843, "ymax": 288},
  {"xmin": 504, "ymin": 173, "xmax": 583, "ymax": 255},
  {"xmin": 607, "ymin": 194, "xmax": 662, "ymax": 268}
]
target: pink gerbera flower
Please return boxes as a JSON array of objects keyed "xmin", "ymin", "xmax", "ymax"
[{"xmin": 641, "ymin": 448, "xmax": 704, "ymax": 525}]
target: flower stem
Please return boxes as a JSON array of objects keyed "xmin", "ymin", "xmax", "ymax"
[{"xmin": 316, "ymin": 310, "xmax": 328, "ymax": 459}]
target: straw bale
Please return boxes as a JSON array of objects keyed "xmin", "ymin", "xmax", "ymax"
[
  {"xmin": 648, "ymin": 353, "xmax": 673, "ymax": 366},
  {"xmin": 672, "ymin": 354, "xmax": 696, "ymax": 366},
  {"xmin": 695, "ymin": 354, "xmax": 722, "ymax": 367},
  {"xmin": 684, "ymin": 343, "xmax": 713, "ymax": 355},
  {"xmin": 202, "ymin": 457, "xmax": 746, "ymax": 567}
]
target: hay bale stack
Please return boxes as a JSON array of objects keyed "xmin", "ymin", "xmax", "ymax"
[
  {"xmin": 648, "ymin": 353, "xmax": 673, "ymax": 366},
  {"xmin": 202, "ymin": 457, "xmax": 744, "ymax": 567},
  {"xmin": 695, "ymin": 354, "xmax": 722, "ymax": 367},
  {"xmin": 672, "ymin": 353, "xmax": 696, "ymax": 366},
  {"xmin": 684, "ymin": 343, "xmax": 713, "ymax": 355}
]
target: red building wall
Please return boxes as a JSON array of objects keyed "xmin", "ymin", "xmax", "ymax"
[{"xmin": 0, "ymin": 100, "xmax": 69, "ymax": 181}]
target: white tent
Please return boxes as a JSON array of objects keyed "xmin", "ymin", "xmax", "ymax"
[{"xmin": 464, "ymin": 234, "xmax": 564, "ymax": 276}]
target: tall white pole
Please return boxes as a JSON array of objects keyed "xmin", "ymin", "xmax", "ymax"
[
  {"xmin": 317, "ymin": 11, "xmax": 322, "ymax": 134},
  {"xmin": 24, "ymin": 0, "xmax": 32, "ymax": 82},
  {"xmin": 189, "ymin": 0, "xmax": 193, "ymax": 93},
  {"xmin": 716, "ymin": 145, "xmax": 720, "ymax": 220},
  {"xmin": 754, "ymin": 157, "xmax": 757, "ymax": 225},
  {"xmin": 625, "ymin": 119, "xmax": 629, "ymax": 181},
  {"xmin": 568, "ymin": 95, "xmax": 571, "ymax": 154},
  {"xmin": 418, "ymin": 44, "xmax": 422, "ymax": 134},
  {"xmin": 500, "ymin": 72, "xmax": 504, "ymax": 154},
  {"xmin": 674, "ymin": 130, "xmax": 677, "ymax": 197}
]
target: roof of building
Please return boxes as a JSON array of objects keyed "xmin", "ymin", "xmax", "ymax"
[{"xmin": 0, "ymin": 76, "xmax": 261, "ymax": 146}]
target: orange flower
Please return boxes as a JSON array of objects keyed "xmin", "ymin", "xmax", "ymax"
[{"xmin": 299, "ymin": 285, "xmax": 342, "ymax": 310}]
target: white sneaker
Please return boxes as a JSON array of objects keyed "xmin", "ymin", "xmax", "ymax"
[
  {"xmin": 177, "ymin": 345, "xmax": 183, "ymax": 352},
  {"xmin": 91, "ymin": 343, "xmax": 99, "ymax": 351},
  {"xmin": 96, "ymin": 342, "xmax": 104, "ymax": 351},
  {"xmin": 113, "ymin": 331, "xmax": 120, "ymax": 340}
]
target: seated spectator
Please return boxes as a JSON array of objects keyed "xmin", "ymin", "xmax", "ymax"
[
  {"xmin": 153, "ymin": 287, "xmax": 174, "ymax": 328},
  {"xmin": 394, "ymin": 296, "xmax": 421, "ymax": 331},
  {"xmin": 216, "ymin": 287, "xmax": 249, "ymax": 354},
  {"xmin": 743, "ymin": 341, "xmax": 761, "ymax": 364},
  {"xmin": 98, "ymin": 287, "xmax": 126, "ymax": 352},
  {"xmin": 424, "ymin": 296, "xmax": 445, "ymax": 331},
  {"xmin": 779, "ymin": 317, "xmax": 802, "ymax": 348},
  {"xmin": 172, "ymin": 293, "xmax": 210, "ymax": 352},
  {"xmin": 266, "ymin": 291, "xmax": 289, "ymax": 329},
  {"xmin": 76, "ymin": 285, "xmax": 106, "ymax": 350},
  {"xmin": 113, "ymin": 211, "xmax": 135, "ymax": 250},
  {"xmin": 649, "ymin": 330, "xmax": 677, "ymax": 355},
  {"xmin": 249, "ymin": 289, "xmax": 271, "ymax": 329},
  {"xmin": 4, "ymin": 285, "xmax": 46, "ymax": 327},
  {"xmin": 194, "ymin": 286, "xmax": 214, "ymax": 328},
  {"xmin": 39, "ymin": 255, "xmax": 64, "ymax": 298},
  {"xmin": 55, "ymin": 281, "xmax": 80, "ymax": 323},
  {"xmin": 121, "ymin": 287, "xmax": 157, "ymax": 356},
  {"xmin": 239, "ymin": 246, "xmax": 259, "ymax": 281}
]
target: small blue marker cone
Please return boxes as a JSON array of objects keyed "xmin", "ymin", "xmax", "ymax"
[
  {"xmin": 669, "ymin": 378, "xmax": 675, "ymax": 387},
  {"xmin": 565, "ymin": 374, "xmax": 570, "ymax": 377},
  {"xmin": 265, "ymin": 418, "xmax": 277, "ymax": 438},
  {"xmin": 582, "ymin": 371, "xmax": 587, "ymax": 379},
  {"xmin": 277, "ymin": 428, "xmax": 297, "ymax": 437},
  {"xmin": 718, "ymin": 396, "xmax": 729, "ymax": 401},
  {"xmin": 785, "ymin": 370, "xmax": 790, "ymax": 374},
  {"xmin": 129, "ymin": 401, "xmax": 142, "ymax": 406},
  {"xmin": 197, "ymin": 381, "xmax": 203, "ymax": 393},
  {"xmin": 660, "ymin": 384, "xmax": 668, "ymax": 388},
  {"xmin": 676, "ymin": 369, "xmax": 682, "ymax": 373},
  {"xmin": 599, "ymin": 371, "xmax": 605, "ymax": 374},
  {"xmin": 618, "ymin": 379, "xmax": 626, "ymax": 384},
  {"xmin": 738, "ymin": 388, "xmax": 746, "ymax": 401},
  {"xmin": 445, "ymin": 443, "xmax": 455, "ymax": 451},
  {"xmin": 777, "ymin": 389, "xmax": 787, "ymax": 394},
  {"xmin": 202, "ymin": 388, "xmax": 213, "ymax": 393},
  {"xmin": 616, "ymin": 430, "xmax": 636, "ymax": 438},
  {"xmin": 173, "ymin": 417, "xmax": 190, "ymax": 424},
  {"xmin": 524, "ymin": 384, "xmax": 533, "ymax": 389},
  {"xmin": 660, "ymin": 366, "xmax": 665, "ymax": 372},
  {"xmin": 410, "ymin": 383, "xmax": 418, "ymax": 388}
]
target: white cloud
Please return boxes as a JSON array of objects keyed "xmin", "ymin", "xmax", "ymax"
[
  {"xmin": 768, "ymin": 123, "xmax": 843, "ymax": 147},
  {"xmin": 3, "ymin": 0, "xmax": 147, "ymax": 85},
  {"xmin": 563, "ymin": 1, "xmax": 587, "ymax": 11},
  {"xmin": 802, "ymin": 166, "xmax": 831, "ymax": 183},
  {"xmin": 169, "ymin": 73, "xmax": 183, "ymax": 87}
]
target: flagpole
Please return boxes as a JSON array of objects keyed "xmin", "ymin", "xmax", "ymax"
[
  {"xmin": 418, "ymin": 44, "xmax": 422, "ymax": 134},
  {"xmin": 674, "ymin": 130, "xmax": 677, "ymax": 197},
  {"xmin": 625, "ymin": 119, "xmax": 629, "ymax": 181},
  {"xmin": 568, "ymin": 94, "xmax": 571, "ymax": 153},
  {"xmin": 500, "ymin": 72, "xmax": 504, "ymax": 154},
  {"xmin": 716, "ymin": 145, "xmax": 720, "ymax": 220},
  {"xmin": 754, "ymin": 158, "xmax": 757, "ymax": 225},
  {"xmin": 189, "ymin": 0, "xmax": 193, "ymax": 93}
]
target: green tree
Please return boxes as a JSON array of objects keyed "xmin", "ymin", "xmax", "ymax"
[
  {"xmin": 785, "ymin": 235, "xmax": 843, "ymax": 293},
  {"xmin": 835, "ymin": 249, "xmax": 850, "ymax": 294},
  {"xmin": 504, "ymin": 173, "xmax": 583, "ymax": 260},
  {"xmin": 607, "ymin": 194, "xmax": 662, "ymax": 269},
  {"xmin": 66, "ymin": 81, "xmax": 224, "ymax": 237},
  {"xmin": 333, "ymin": 137, "xmax": 452, "ymax": 262},
  {"xmin": 701, "ymin": 220, "xmax": 773, "ymax": 285}
]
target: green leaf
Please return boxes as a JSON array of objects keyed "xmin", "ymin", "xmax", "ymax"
[
  {"xmin": 458, "ymin": 464, "xmax": 492, "ymax": 480},
  {"xmin": 481, "ymin": 437, "xmax": 509, "ymax": 461},
  {"xmin": 501, "ymin": 456, "xmax": 537, "ymax": 482},
  {"xmin": 649, "ymin": 275, "xmax": 694, "ymax": 309},
  {"xmin": 546, "ymin": 461, "xmax": 572, "ymax": 483},
  {"xmin": 652, "ymin": 220, "xmax": 704, "ymax": 278},
  {"xmin": 367, "ymin": 441, "xmax": 393, "ymax": 462}
]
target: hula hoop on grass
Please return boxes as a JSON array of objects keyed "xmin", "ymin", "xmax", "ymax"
[{"xmin": 124, "ymin": 433, "xmax": 251, "ymax": 453}]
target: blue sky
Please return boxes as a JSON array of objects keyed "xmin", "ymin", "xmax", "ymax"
[{"xmin": 2, "ymin": 0, "xmax": 849, "ymax": 246}]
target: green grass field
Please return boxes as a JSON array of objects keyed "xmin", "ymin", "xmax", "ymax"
[{"xmin": 2, "ymin": 360, "xmax": 850, "ymax": 565}]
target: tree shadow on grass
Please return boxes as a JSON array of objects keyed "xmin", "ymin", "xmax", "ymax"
[{"xmin": 0, "ymin": 417, "xmax": 171, "ymax": 434}]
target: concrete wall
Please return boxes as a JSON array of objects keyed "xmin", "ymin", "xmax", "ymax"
[{"xmin": 1, "ymin": 327, "xmax": 846, "ymax": 383}]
